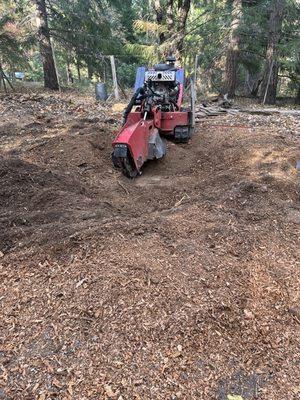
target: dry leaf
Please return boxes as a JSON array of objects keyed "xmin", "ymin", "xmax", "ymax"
[{"xmin": 104, "ymin": 384, "xmax": 116, "ymax": 397}]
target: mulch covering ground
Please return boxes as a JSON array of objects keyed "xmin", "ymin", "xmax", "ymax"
[{"xmin": 0, "ymin": 92, "xmax": 299, "ymax": 399}]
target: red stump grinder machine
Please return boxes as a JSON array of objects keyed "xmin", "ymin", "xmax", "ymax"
[{"xmin": 112, "ymin": 56, "xmax": 195, "ymax": 178}]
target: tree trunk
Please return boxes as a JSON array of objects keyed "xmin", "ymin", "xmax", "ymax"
[
  {"xmin": 161, "ymin": 0, "xmax": 176, "ymax": 56},
  {"xmin": 66, "ymin": 61, "xmax": 74, "ymax": 84},
  {"xmin": 224, "ymin": 0, "xmax": 242, "ymax": 98},
  {"xmin": 76, "ymin": 59, "xmax": 81, "ymax": 81},
  {"xmin": 174, "ymin": 0, "xmax": 191, "ymax": 59},
  {"xmin": 166, "ymin": 0, "xmax": 174, "ymax": 31},
  {"xmin": 244, "ymin": 69, "xmax": 262, "ymax": 97},
  {"xmin": 0, "ymin": 64, "xmax": 6, "ymax": 93},
  {"xmin": 260, "ymin": 0, "xmax": 285, "ymax": 105},
  {"xmin": 153, "ymin": 0, "xmax": 190, "ymax": 60},
  {"xmin": 295, "ymin": 86, "xmax": 300, "ymax": 105},
  {"xmin": 244, "ymin": 69, "xmax": 250, "ymax": 95},
  {"xmin": 34, "ymin": 0, "xmax": 59, "ymax": 90},
  {"xmin": 153, "ymin": 0, "xmax": 165, "ymax": 44},
  {"xmin": 87, "ymin": 63, "xmax": 93, "ymax": 80},
  {"xmin": 0, "ymin": 64, "xmax": 14, "ymax": 92},
  {"xmin": 165, "ymin": 0, "xmax": 175, "ymax": 39}
]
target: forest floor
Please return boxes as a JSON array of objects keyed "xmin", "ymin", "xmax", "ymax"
[{"xmin": 0, "ymin": 91, "xmax": 299, "ymax": 400}]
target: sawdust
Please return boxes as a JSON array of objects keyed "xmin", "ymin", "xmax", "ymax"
[{"xmin": 0, "ymin": 92, "xmax": 299, "ymax": 399}]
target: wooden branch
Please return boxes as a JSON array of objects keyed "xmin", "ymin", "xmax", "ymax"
[{"xmin": 0, "ymin": 64, "xmax": 14, "ymax": 92}]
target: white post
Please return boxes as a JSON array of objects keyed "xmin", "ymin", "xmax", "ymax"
[
  {"xmin": 263, "ymin": 59, "xmax": 274, "ymax": 105},
  {"xmin": 50, "ymin": 37, "xmax": 60, "ymax": 91},
  {"xmin": 110, "ymin": 55, "xmax": 119, "ymax": 100},
  {"xmin": 194, "ymin": 54, "xmax": 198, "ymax": 102}
]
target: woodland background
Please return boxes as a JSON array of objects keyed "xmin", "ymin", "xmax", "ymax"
[{"xmin": 0, "ymin": 0, "xmax": 299, "ymax": 104}]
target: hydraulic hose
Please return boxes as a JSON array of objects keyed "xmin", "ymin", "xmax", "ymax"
[{"xmin": 122, "ymin": 87, "xmax": 145, "ymax": 125}]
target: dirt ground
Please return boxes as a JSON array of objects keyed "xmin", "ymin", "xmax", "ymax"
[{"xmin": 0, "ymin": 91, "xmax": 299, "ymax": 400}]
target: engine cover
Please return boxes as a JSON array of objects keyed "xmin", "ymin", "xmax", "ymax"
[{"xmin": 145, "ymin": 70, "xmax": 176, "ymax": 82}]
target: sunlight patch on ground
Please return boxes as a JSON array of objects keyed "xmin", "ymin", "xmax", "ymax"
[{"xmin": 111, "ymin": 102, "xmax": 127, "ymax": 113}]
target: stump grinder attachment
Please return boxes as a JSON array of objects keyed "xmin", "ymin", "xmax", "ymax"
[{"xmin": 112, "ymin": 56, "xmax": 195, "ymax": 178}]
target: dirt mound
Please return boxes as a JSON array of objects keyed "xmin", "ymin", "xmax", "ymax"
[
  {"xmin": 0, "ymin": 92, "xmax": 299, "ymax": 399},
  {"xmin": 0, "ymin": 156, "xmax": 95, "ymax": 252},
  {"xmin": 0, "ymin": 157, "xmax": 86, "ymax": 207}
]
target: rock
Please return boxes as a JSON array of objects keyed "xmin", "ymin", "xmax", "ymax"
[{"xmin": 0, "ymin": 251, "xmax": 4, "ymax": 258}]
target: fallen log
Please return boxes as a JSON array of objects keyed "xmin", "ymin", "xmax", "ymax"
[
  {"xmin": 195, "ymin": 105, "xmax": 228, "ymax": 117},
  {"xmin": 238, "ymin": 108, "xmax": 300, "ymax": 117},
  {"xmin": 195, "ymin": 105, "xmax": 300, "ymax": 120}
]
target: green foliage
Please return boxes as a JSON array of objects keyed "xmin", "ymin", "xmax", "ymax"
[
  {"xmin": 279, "ymin": 0, "xmax": 300, "ymax": 94},
  {"xmin": 116, "ymin": 61, "xmax": 139, "ymax": 87},
  {"xmin": 0, "ymin": 0, "xmax": 35, "ymax": 69},
  {"xmin": 25, "ymin": 52, "xmax": 43, "ymax": 81},
  {"xmin": 0, "ymin": 0, "xmax": 298, "ymax": 97}
]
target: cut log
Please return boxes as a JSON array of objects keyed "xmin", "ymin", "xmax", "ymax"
[
  {"xmin": 195, "ymin": 104, "xmax": 300, "ymax": 120},
  {"xmin": 195, "ymin": 105, "xmax": 229, "ymax": 117},
  {"xmin": 239, "ymin": 108, "xmax": 300, "ymax": 117}
]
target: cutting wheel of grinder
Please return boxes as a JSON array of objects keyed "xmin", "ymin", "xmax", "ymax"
[
  {"xmin": 121, "ymin": 154, "xmax": 139, "ymax": 179},
  {"xmin": 112, "ymin": 147, "xmax": 139, "ymax": 178}
]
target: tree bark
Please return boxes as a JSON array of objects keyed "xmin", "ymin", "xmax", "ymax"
[
  {"xmin": 153, "ymin": 0, "xmax": 165, "ymax": 44},
  {"xmin": 166, "ymin": 0, "xmax": 175, "ymax": 37},
  {"xmin": 174, "ymin": 0, "xmax": 191, "ymax": 59},
  {"xmin": 224, "ymin": 0, "xmax": 243, "ymax": 98},
  {"xmin": 87, "ymin": 63, "xmax": 93, "ymax": 80},
  {"xmin": 244, "ymin": 69, "xmax": 262, "ymax": 97},
  {"xmin": 66, "ymin": 62, "xmax": 74, "ymax": 84},
  {"xmin": 34, "ymin": 0, "xmax": 59, "ymax": 90},
  {"xmin": 77, "ymin": 62, "xmax": 81, "ymax": 81},
  {"xmin": 295, "ymin": 86, "xmax": 300, "ymax": 105},
  {"xmin": 162, "ymin": 0, "xmax": 176, "ymax": 55},
  {"xmin": 153, "ymin": 0, "xmax": 190, "ymax": 61},
  {"xmin": 260, "ymin": 0, "xmax": 285, "ymax": 105}
]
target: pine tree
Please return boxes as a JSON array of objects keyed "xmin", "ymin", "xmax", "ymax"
[
  {"xmin": 260, "ymin": 0, "xmax": 285, "ymax": 104},
  {"xmin": 34, "ymin": 0, "xmax": 59, "ymax": 90},
  {"xmin": 224, "ymin": 0, "xmax": 243, "ymax": 97}
]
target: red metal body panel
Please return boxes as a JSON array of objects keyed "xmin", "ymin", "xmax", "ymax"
[
  {"xmin": 125, "ymin": 109, "xmax": 189, "ymax": 135},
  {"xmin": 159, "ymin": 111, "xmax": 189, "ymax": 134},
  {"xmin": 112, "ymin": 120, "xmax": 157, "ymax": 170},
  {"xmin": 113, "ymin": 105, "xmax": 189, "ymax": 171},
  {"xmin": 124, "ymin": 112, "xmax": 141, "ymax": 127}
]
